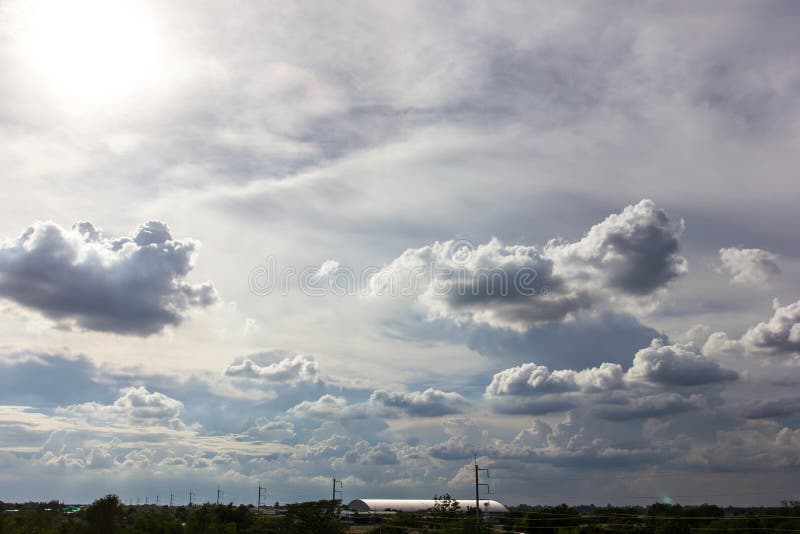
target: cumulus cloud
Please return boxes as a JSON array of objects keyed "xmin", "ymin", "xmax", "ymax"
[
  {"xmin": 59, "ymin": 386, "xmax": 186, "ymax": 429},
  {"xmin": 718, "ymin": 247, "xmax": 780, "ymax": 287},
  {"xmin": 626, "ymin": 339, "xmax": 739, "ymax": 386},
  {"xmin": 370, "ymin": 200, "xmax": 686, "ymax": 331},
  {"xmin": 287, "ymin": 394, "xmax": 364, "ymax": 420},
  {"xmin": 485, "ymin": 338, "xmax": 736, "ymax": 416},
  {"xmin": 287, "ymin": 387, "xmax": 469, "ymax": 420},
  {"xmin": 547, "ymin": 199, "xmax": 687, "ymax": 296},
  {"xmin": 703, "ymin": 421, "xmax": 800, "ymax": 470},
  {"xmin": 225, "ymin": 354, "xmax": 320, "ymax": 384},
  {"xmin": 741, "ymin": 299, "xmax": 800, "ymax": 355},
  {"xmin": 0, "ymin": 220, "xmax": 217, "ymax": 335},
  {"xmin": 369, "ymin": 388, "xmax": 470, "ymax": 417},
  {"xmin": 244, "ymin": 419, "xmax": 296, "ymax": 441},
  {"xmin": 486, "ymin": 362, "xmax": 624, "ymax": 396},
  {"xmin": 344, "ymin": 441, "xmax": 399, "ymax": 465}
]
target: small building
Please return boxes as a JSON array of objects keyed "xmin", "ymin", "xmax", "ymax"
[{"xmin": 347, "ymin": 498, "xmax": 508, "ymax": 515}]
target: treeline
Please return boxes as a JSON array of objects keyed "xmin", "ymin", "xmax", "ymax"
[
  {"xmin": 0, "ymin": 495, "xmax": 345, "ymax": 534},
  {"xmin": 501, "ymin": 502, "xmax": 800, "ymax": 534},
  {"xmin": 4, "ymin": 496, "xmax": 800, "ymax": 533}
]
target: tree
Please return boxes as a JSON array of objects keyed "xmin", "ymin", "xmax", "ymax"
[
  {"xmin": 83, "ymin": 494, "xmax": 124, "ymax": 534},
  {"xmin": 432, "ymin": 493, "xmax": 462, "ymax": 515}
]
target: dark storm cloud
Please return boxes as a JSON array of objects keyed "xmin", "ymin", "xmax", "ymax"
[{"xmin": 0, "ymin": 221, "xmax": 217, "ymax": 335}]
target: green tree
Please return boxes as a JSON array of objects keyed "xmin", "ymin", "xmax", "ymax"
[{"xmin": 83, "ymin": 495, "xmax": 124, "ymax": 534}]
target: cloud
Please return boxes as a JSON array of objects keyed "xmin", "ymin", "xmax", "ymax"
[
  {"xmin": 591, "ymin": 393, "xmax": 703, "ymax": 421},
  {"xmin": 344, "ymin": 441, "xmax": 399, "ymax": 465},
  {"xmin": 287, "ymin": 387, "xmax": 469, "ymax": 420},
  {"xmin": 742, "ymin": 398, "xmax": 800, "ymax": 419},
  {"xmin": 626, "ymin": 339, "xmax": 739, "ymax": 387},
  {"xmin": 58, "ymin": 386, "xmax": 186, "ymax": 430},
  {"xmin": 547, "ymin": 199, "xmax": 687, "ymax": 296},
  {"xmin": 486, "ymin": 362, "xmax": 624, "ymax": 396},
  {"xmin": 224, "ymin": 354, "xmax": 320, "ymax": 384},
  {"xmin": 287, "ymin": 394, "xmax": 364, "ymax": 420},
  {"xmin": 485, "ymin": 338, "xmax": 736, "ymax": 415},
  {"xmin": 244, "ymin": 419, "xmax": 296, "ymax": 441},
  {"xmin": 718, "ymin": 247, "xmax": 780, "ymax": 287},
  {"xmin": 369, "ymin": 388, "xmax": 469, "ymax": 417},
  {"xmin": 0, "ymin": 220, "xmax": 216, "ymax": 335},
  {"xmin": 370, "ymin": 200, "xmax": 686, "ymax": 331},
  {"xmin": 741, "ymin": 299, "xmax": 800, "ymax": 355}
]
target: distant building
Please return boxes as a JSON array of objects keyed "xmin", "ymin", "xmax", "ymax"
[{"xmin": 347, "ymin": 498, "xmax": 508, "ymax": 515}]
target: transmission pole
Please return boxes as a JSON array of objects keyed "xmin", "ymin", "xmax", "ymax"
[
  {"xmin": 256, "ymin": 482, "xmax": 266, "ymax": 513},
  {"xmin": 331, "ymin": 477, "xmax": 343, "ymax": 516},
  {"xmin": 169, "ymin": 492, "xmax": 174, "ymax": 508},
  {"xmin": 189, "ymin": 489, "xmax": 194, "ymax": 508},
  {"xmin": 474, "ymin": 455, "xmax": 490, "ymax": 528},
  {"xmin": 217, "ymin": 488, "xmax": 221, "ymax": 505},
  {"xmin": 332, "ymin": 477, "xmax": 342, "ymax": 502}
]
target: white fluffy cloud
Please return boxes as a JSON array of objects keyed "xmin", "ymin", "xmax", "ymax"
[
  {"xmin": 626, "ymin": 339, "xmax": 739, "ymax": 387},
  {"xmin": 486, "ymin": 362, "xmax": 625, "ymax": 396},
  {"xmin": 741, "ymin": 299, "xmax": 800, "ymax": 355},
  {"xmin": 0, "ymin": 221, "xmax": 216, "ymax": 335},
  {"xmin": 485, "ymin": 338, "xmax": 737, "ymax": 417},
  {"xmin": 58, "ymin": 386, "xmax": 185, "ymax": 429},
  {"xmin": 718, "ymin": 247, "xmax": 780, "ymax": 287},
  {"xmin": 224, "ymin": 354, "xmax": 320, "ymax": 384}
]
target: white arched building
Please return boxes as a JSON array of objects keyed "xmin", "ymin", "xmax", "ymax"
[{"xmin": 347, "ymin": 498, "xmax": 508, "ymax": 515}]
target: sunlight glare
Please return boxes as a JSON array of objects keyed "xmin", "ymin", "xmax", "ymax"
[{"xmin": 17, "ymin": 0, "xmax": 164, "ymax": 107}]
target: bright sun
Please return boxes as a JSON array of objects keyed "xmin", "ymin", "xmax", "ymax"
[{"xmin": 14, "ymin": 0, "xmax": 163, "ymax": 107}]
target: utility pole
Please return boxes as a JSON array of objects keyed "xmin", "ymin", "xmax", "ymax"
[
  {"xmin": 189, "ymin": 489, "xmax": 194, "ymax": 508},
  {"xmin": 156, "ymin": 495, "xmax": 159, "ymax": 506},
  {"xmin": 217, "ymin": 487, "xmax": 222, "ymax": 505},
  {"xmin": 169, "ymin": 492, "xmax": 174, "ymax": 508},
  {"xmin": 256, "ymin": 482, "xmax": 266, "ymax": 513},
  {"xmin": 332, "ymin": 477, "xmax": 342, "ymax": 503},
  {"xmin": 331, "ymin": 477, "xmax": 343, "ymax": 516},
  {"xmin": 474, "ymin": 455, "xmax": 490, "ymax": 529}
]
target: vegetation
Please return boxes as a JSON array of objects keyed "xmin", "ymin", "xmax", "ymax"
[{"xmin": 4, "ymin": 497, "xmax": 800, "ymax": 533}]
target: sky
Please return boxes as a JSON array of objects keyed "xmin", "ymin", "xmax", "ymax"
[{"xmin": 1, "ymin": 0, "xmax": 800, "ymax": 507}]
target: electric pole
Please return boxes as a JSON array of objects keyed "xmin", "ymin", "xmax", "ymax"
[
  {"xmin": 256, "ymin": 482, "xmax": 266, "ymax": 513},
  {"xmin": 169, "ymin": 492, "xmax": 174, "ymax": 508},
  {"xmin": 332, "ymin": 477, "xmax": 342, "ymax": 503},
  {"xmin": 156, "ymin": 495, "xmax": 159, "ymax": 506},
  {"xmin": 331, "ymin": 477, "xmax": 343, "ymax": 516},
  {"xmin": 217, "ymin": 487, "xmax": 223, "ymax": 505},
  {"xmin": 474, "ymin": 455, "xmax": 490, "ymax": 528},
  {"xmin": 189, "ymin": 489, "xmax": 194, "ymax": 508}
]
